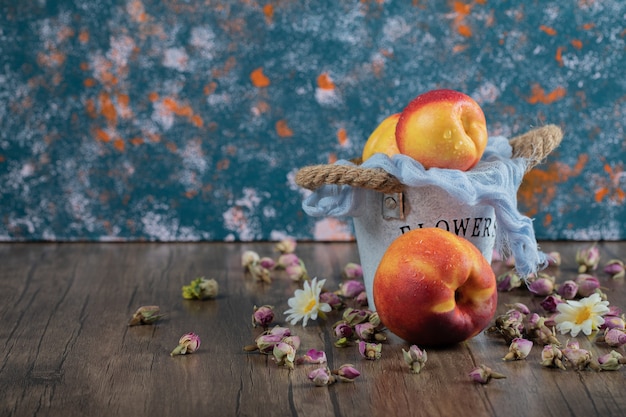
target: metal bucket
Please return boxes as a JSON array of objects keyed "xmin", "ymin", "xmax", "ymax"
[{"xmin": 353, "ymin": 185, "xmax": 496, "ymax": 311}]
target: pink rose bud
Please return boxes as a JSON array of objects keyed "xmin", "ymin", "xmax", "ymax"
[
  {"xmin": 496, "ymin": 270, "xmax": 523, "ymax": 292},
  {"xmin": 503, "ymin": 337, "xmax": 533, "ymax": 361},
  {"xmin": 128, "ymin": 305, "xmax": 162, "ymax": 326},
  {"xmin": 598, "ymin": 351, "xmax": 624, "ymax": 371},
  {"xmin": 604, "ymin": 329, "xmax": 626, "ymax": 347},
  {"xmin": 275, "ymin": 237, "xmax": 297, "ymax": 254},
  {"xmin": 540, "ymin": 344, "xmax": 565, "ymax": 370},
  {"xmin": 320, "ymin": 291, "xmax": 343, "ymax": 309},
  {"xmin": 508, "ymin": 302, "xmax": 531, "ymax": 315},
  {"xmin": 547, "ymin": 251, "xmax": 562, "ymax": 267},
  {"xmin": 528, "ymin": 277, "xmax": 554, "ymax": 296},
  {"xmin": 342, "ymin": 308, "xmax": 370, "ymax": 326},
  {"xmin": 170, "ymin": 332, "xmax": 201, "ymax": 356},
  {"xmin": 403, "ymin": 345, "xmax": 428, "ymax": 374},
  {"xmin": 557, "ymin": 280, "xmax": 579, "ymax": 300},
  {"xmin": 285, "ymin": 262, "xmax": 308, "ymax": 281},
  {"xmin": 562, "ymin": 346, "xmax": 592, "ymax": 370},
  {"xmin": 333, "ymin": 321, "xmax": 354, "ymax": 339},
  {"xmin": 252, "ymin": 305, "xmax": 275, "ymax": 328},
  {"xmin": 242, "ymin": 250, "xmax": 260, "ymax": 268},
  {"xmin": 603, "ymin": 259, "xmax": 625, "ymax": 279},
  {"xmin": 342, "ymin": 262, "xmax": 363, "ymax": 280},
  {"xmin": 576, "ymin": 244, "xmax": 600, "ymax": 273},
  {"xmin": 575, "ymin": 274, "xmax": 600, "ymax": 297},
  {"xmin": 308, "ymin": 367, "xmax": 335, "ymax": 386},
  {"xmin": 297, "ymin": 349, "xmax": 327, "ymax": 365},
  {"xmin": 339, "ymin": 280, "xmax": 366, "ymax": 298},
  {"xmin": 334, "ymin": 364, "xmax": 361, "ymax": 382},
  {"xmin": 355, "ymin": 322, "xmax": 376, "ymax": 341},
  {"xmin": 469, "ymin": 365, "xmax": 506, "ymax": 384},
  {"xmin": 259, "ymin": 257, "xmax": 276, "ymax": 270},
  {"xmin": 601, "ymin": 315, "xmax": 625, "ymax": 330},
  {"xmin": 358, "ymin": 341, "xmax": 382, "ymax": 360},
  {"xmin": 273, "ymin": 342, "xmax": 297, "ymax": 369},
  {"xmin": 277, "ymin": 253, "xmax": 300, "ymax": 268},
  {"xmin": 255, "ymin": 334, "xmax": 283, "ymax": 354},
  {"xmin": 540, "ymin": 294, "xmax": 564, "ymax": 313}
]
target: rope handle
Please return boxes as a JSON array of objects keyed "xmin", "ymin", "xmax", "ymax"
[{"xmin": 295, "ymin": 124, "xmax": 562, "ymax": 194}]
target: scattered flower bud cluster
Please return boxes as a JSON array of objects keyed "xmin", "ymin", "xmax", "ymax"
[
  {"xmin": 469, "ymin": 364, "xmax": 506, "ymax": 384},
  {"xmin": 486, "ymin": 244, "xmax": 626, "ymax": 376},
  {"xmin": 403, "ymin": 345, "xmax": 427, "ymax": 373},
  {"xmin": 242, "ymin": 238, "xmax": 311, "ymax": 283}
]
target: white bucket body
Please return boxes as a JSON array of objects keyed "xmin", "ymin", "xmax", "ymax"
[{"xmin": 353, "ymin": 185, "xmax": 496, "ymax": 311}]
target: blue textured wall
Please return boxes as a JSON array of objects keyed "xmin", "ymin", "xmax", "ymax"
[{"xmin": 1, "ymin": 1, "xmax": 625, "ymax": 241}]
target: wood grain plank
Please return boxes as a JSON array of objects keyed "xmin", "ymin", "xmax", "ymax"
[{"xmin": 1, "ymin": 242, "xmax": 626, "ymax": 417}]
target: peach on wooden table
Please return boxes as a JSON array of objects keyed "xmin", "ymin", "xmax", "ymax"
[{"xmin": 373, "ymin": 227, "xmax": 497, "ymax": 347}]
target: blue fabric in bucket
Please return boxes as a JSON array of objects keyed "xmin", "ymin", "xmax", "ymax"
[{"xmin": 302, "ymin": 136, "xmax": 547, "ymax": 277}]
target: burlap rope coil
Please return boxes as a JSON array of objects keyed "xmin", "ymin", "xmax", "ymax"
[{"xmin": 295, "ymin": 124, "xmax": 563, "ymax": 194}]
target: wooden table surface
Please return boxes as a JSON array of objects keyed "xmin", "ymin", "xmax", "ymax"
[{"xmin": 2, "ymin": 241, "xmax": 626, "ymax": 417}]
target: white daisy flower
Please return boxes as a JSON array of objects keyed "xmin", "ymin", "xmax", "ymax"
[
  {"xmin": 284, "ymin": 277, "xmax": 332, "ymax": 327},
  {"xmin": 554, "ymin": 293, "xmax": 610, "ymax": 337}
]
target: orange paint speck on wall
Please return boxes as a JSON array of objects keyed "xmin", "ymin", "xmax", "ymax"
[
  {"xmin": 250, "ymin": 67, "xmax": 270, "ymax": 87},
  {"xmin": 527, "ymin": 84, "xmax": 567, "ymax": 105},
  {"xmin": 316, "ymin": 73, "xmax": 335, "ymax": 90},
  {"xmin": 275, "ymin": 120, "xmax": 293, "ymax": 137}
]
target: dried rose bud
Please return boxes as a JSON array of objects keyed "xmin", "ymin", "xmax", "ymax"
[
  {"xmin": 547, "ymin": 251, "xmax": 562, "ymax": 267},
  {"xmin": 333, "ymin": 321, "xmax": 354, "ymax": 339},
  {"xmin": 282, "ymin": 335, "xmax": 301, "ymax": 351},
  {"xmin": 285, "ymin": 261, "xmax": 309, "ymax": 281},
  {"xmin": 603, "ymin": 259, "xmax": 625, "ymax": 279},
  {"xmin": 528, "ymin": 276, "xmax": 554, "ymax": 296},
  {"xmin": 503, "ymin": 338, "xmax": 533, "ymax": 361},
  {"xmin": 342, "ymin": 263, "xmax": 363, "ymax": 280},
  {"xmin": 128, "ymin": 305, "xmax": 162, "ymax": 326},
  {"xmin": 368, "ymin": 312, "xmax": 381, "ymax": 328},
  {"xmin": 526, "ymin": 313, "xmax": 560, "ymax": 345},
  {"xmin": 170, "ymin": 332, "xmax": 201, "ymax": 356},
  {"xmin": 343, "ymin": 308, "xmax": 370, "ymax": 326},
  {"xmin": 273, "ymin": 342, "xmax": 297, "ymax": 369},
  {"xmin": 597, "ymin": 350, "xmax": 624, "ymax": 371},
  {"xmin": 267, "ymin": 325, "xmax": 292, "ymax": 338},
  {"xmin": 242, "ymin": 250, "xmax": 260, "ymax": 268},
  {"xmin": 507, "ymin": 302, "xmax": 531, "ymax": 315},
  {"xmin": 320, "ymin": 291, "xmax": 343, "ymax": 310},
  {"xmin": 355, "ymin": 291, "xmax": 368, "ymax": 306},
  {"xmin": 603, "ymin": 328, "xmax": 626, "ymax": 347},
  {"xmin": 496, "ymin": 270, "xmax": 523, "ymax": 292},
  {"xmin": 334, "ymin": 364, "xmax": 361, "ymax": 382},
  {"xmin": 248, "ymin": 263, "xmax": 272, "ymax": 283},
  {"xmin": 540, "ymin": 294, "xmax": 564, "ymax": 313},
  {"xmin": 275, "ymin": 237, "xmax": 297, "ymax": 254},
  {"xmin": 540, "ymin": 344, "xmax": 566, "ymax": 370},
  {"xmin": 276, "ymin": 253, "xmax": 300, "ymax": 269},
  {"xmin": 255, "ymin": 333, "xmax": 283, "ymax": 354},
  {"xmin": 403, "ymin": 345, "xmax": 427, "ymax": 374},
  {"xmin": 468, "ymin": 365, "xmax": 506, "ymax": 384},
  {"xmin": 338, "ymin": 280, "xmax": 366, "ymax": 298},
  {"xmin": 557, "ymin": 280, "xmax": 579, "ymax": 300},
  {"xmin": 562, "ymin": 346, "xmax": 592, "ymax": 370},
  {"xmin": 358, "ymin": 341, "xmax": 382, "ymax": 360},
  {"xmin": 601, "ymin": 315, "xmax": 626, "ymax": 330},
  {"xmin": 182, "ymin": 277, "xmax": 219, "ymax": 300},
  {"xmin": 297, "ymin": 349, "xmax": 327, "ymax": 365},
  {"xmin": 575, "ymin": 274, "xmax": 600, "ymax": 297},
  {"xmin": 355, "ymin": 322, "xmax": 376, "ymax": 341},
  {"xmin": 576, "ymin": 244, "xmax": 600, "ymax": 273},
  {"xmin": 259, "ymin": 257, "xmax": 276, "ymax": 270},
  {"xmin": 252, "ymin": 305, "xmax": 275, "ymax": 328},
  {"xmin": 607, "ymin": 305, "xmax": 623, "ymax": 316},
  {"xmin": 308, "ymin": 366, "xmax": 335, "ymax": 386}
]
